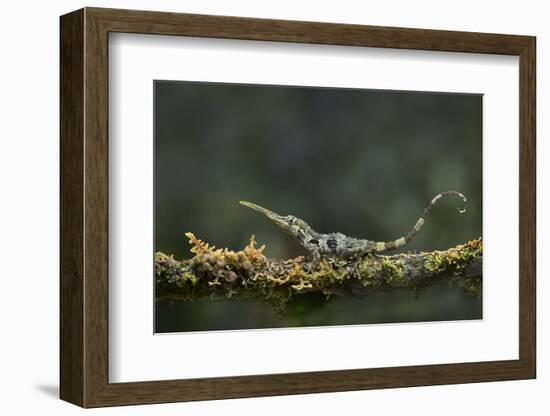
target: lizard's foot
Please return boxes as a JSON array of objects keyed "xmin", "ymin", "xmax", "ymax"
[
  {"xmin": 348, "ymin": 253, "xmax": 376, "ymax": 278},
  {"xmin": 308, "ymin": 259, "xmax": 320, "ymax": 272},
  {"xmin": 348, "ymin": 257, "xmax": 362, "ymax": 278},
  {"xmin": 307, "ymin": 253, "xmax": 321, "ymax": 272}
]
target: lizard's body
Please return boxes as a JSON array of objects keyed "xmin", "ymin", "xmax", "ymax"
[{"xmin": 240, "ymin": 191, "xmax": 467, "ymax": 263}]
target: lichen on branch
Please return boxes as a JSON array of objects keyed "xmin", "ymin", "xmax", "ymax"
[{"xmin": 155, "ymin": 233, "xmax": 482, "ymax": 311}]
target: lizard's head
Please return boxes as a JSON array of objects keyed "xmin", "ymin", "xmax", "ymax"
[{"xmin": 239, "ymin": 201, "xmax": 311, "ymax": 238}]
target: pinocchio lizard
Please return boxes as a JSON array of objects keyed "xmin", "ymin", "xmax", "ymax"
[{"xmin": 240, "ymin": 191, "xmax": 467, "ymax": 263}]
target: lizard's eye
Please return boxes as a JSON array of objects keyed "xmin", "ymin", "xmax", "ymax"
[{"xmin": 287, "ymin": 216, "xmax": 295, "ymax": 225}]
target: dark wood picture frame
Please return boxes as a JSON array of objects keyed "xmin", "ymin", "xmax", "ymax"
[{"xmin": 60, "ymin": 7, "xmax": 536, "ymax": 408}]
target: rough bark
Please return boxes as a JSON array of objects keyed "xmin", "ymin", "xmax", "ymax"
[{"xmin": 156, "ymin": 233, "xmax": 482, "ymax": 311}]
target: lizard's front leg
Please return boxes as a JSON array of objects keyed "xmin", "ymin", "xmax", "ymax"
[
  {"xmin": 347, "ymin": 249, "xmax": 374, "ymax": 278},
  {"xmin": 308, "ymin": 248, "xmax": 321, "ymax": 271}
]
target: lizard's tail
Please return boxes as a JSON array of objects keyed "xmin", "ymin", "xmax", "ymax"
[{"xmin": 373, "ymin": 191, "xmax": 467, "ymax": 252}]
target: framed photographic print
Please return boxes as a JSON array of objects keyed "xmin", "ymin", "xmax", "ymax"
[{"xmin": 60, "ymin": 7, "xmax": 536, "ymax": 408}]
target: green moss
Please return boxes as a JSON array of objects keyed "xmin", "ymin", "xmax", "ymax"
[
  {"xmin": 424, "ymin": 239, "xmax": 482, "ymax": 275},
  {"xmin": 380, "ymin": 257, "xmax": 405, "ymax": 283}
]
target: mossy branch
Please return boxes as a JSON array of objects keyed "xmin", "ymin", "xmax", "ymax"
[{"xmin": 156, "ymin": 233, "xmax": 482, "ymax": 311}]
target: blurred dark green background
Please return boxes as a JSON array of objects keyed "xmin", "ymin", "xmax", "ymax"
[{"xmin": 154, "ymin": 80, "xmax": 482, "ymax": 333}]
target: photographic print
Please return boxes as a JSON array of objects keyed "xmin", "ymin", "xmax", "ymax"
[
  {"xmin": 60, "ymin": 9, "xmax": 535, "ymax": 406},
  {"xmin": 154, "ymin": 81, "xmax": 482, "ymax": 333}
]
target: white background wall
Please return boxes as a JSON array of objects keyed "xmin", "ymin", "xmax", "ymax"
[{"xmin": 0, "ymin": 0, "xmax": 545, "ymax": 414}]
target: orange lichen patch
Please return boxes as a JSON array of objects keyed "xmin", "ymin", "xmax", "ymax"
[
  {"xmin": 243, "ymin": 234, "xmax": 266, "ymax": 262},
  {"xmin": 286, "ymin": 264, "xmax": 311, "ymax": 291},
  {"xmin": 185, "ymin": 232, "xmax": 266, "ymax": 263},
  {"xmin": 185, "ymin": 232, "xmax": 268, "ymax": 288},
  {"xmin": 265, "ymin": 274, "xmax": 292, "ymax": 285},
  {"xmin": 185, "ymin": 232, "xmax": 213, "ymax": 255}
]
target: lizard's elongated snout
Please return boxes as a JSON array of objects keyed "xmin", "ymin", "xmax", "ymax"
[
  {"xmin": 239, "ymin": 201, "xmax": 293, "ymax": 233},
  {"xmin": 239, "ymin": 201, "xmax": 284, "ymax": 222},
  {"xmin": 240, "ymin": 200, "xmax": 311, "ymax": 241}
]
